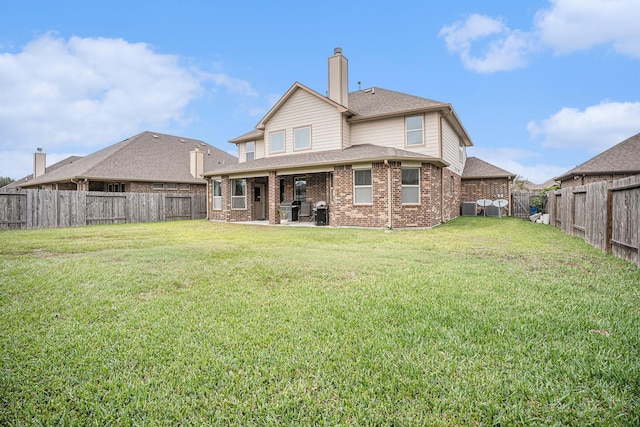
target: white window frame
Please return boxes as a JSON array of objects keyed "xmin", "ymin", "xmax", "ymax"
[
  {"xmin": 353, "ymin": 169, "xmax": 373, "ymax": 205},
  {"xmin": 401, "ymin": 168, "xmax": 420, "ymax": 205},
  {"xmin": 152, "ymin": 183, "xmax": 164, "ymax": 190},
  {"xmin": 166, "ymin": 183, "xmax": 178, "ymax": 191},
  {"xmin": 231, "ymin": 179, "xmax": 247, "ymax": 210},
  {"xmin": 269, "ymin": 131, "xmax": 285, "ymax": 153},
  {"xmin": 213, "ymin": 179, "xmax": 222, "ymax": 210},
  {"xmin": 406, "ymin": 115, "xmax": 424, "ymax": 147},
  {"xmin": 246, "ymin": 141, "xmax": 255, "ymax": 161},
  {"xmin": 179, "ymin": 184, "xmax": 190, "ymax": 191},
  {"xmin": 293, "ymin": 126, "xmax": 311, "ymax": 151}
]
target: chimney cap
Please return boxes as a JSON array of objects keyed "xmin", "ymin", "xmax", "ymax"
[
  {"xmin": 37, "ymin": 147, "xmax": 43, "ymax": 152},
  {"xmin": 334, "ymin": 47, "xmax": 342, "ymax": 55}
]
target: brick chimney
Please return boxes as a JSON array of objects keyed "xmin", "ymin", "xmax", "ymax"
[
  {"xmin": 328, "ymin": 47, "xmax": 348, "ymax": 108},
  {"xmin": 33, "ymin": 148, "xmax": 46, "ymax": 178},
  {"xmin": 190, "ymin": 146, "xmax": 204, "ymax": 178}
]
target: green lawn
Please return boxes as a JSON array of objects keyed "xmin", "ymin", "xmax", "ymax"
[{"xmin": 1, "ymin": 218, "xmax": 638, "ymax": 426}]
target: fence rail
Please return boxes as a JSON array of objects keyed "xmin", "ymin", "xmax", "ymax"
[
  {"xmin": 547, "ymin": 175, "xmax": 639, "ymax": 267},
  {"xmin": 0, "ymin": 189, "xmax": 206, "ymax": 230}
]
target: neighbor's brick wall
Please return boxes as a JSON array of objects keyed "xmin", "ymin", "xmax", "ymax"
[
  {"xmin": 129, "ymin": 182, "xmax": 206, "ymax": 194},
  {"xmin": 462, "ymin": 178, "xmax": 510, "ymax": 205}
]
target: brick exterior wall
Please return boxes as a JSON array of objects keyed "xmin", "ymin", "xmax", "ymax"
[{"xmin": 209, "ymin": 164, "xmax": 462, "ymax": 228}]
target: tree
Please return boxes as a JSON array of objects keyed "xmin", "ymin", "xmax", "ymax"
[{"xmin": 0, "ymin": 176, "xmax": 14, "ymax": 188}]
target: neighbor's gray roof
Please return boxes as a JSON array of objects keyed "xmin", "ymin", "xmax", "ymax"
[
  {"xmin": 462, "ymin": 157, "xmax": 515, "ymax": 179},
  {"xmin": 21, "ymin": 131, "xmax": 237, "ymax": 186},
  {"xmin": 203, "ymin": 144, "xmax": 448, "ymax": 177},
  {"xmin": 2, "ymin": 155, "xmax": 83, "ymax": 189},
  {"xmin": 555, "ymin": 132, "xmax": 640, "ymax": 181}
]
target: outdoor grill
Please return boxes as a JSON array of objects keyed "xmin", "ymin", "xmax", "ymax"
[
  {"xmin": 279, "ymin": 200, "xmax": 301, "ymax": 221},
  {"xmin": 314, "ymin": 201, "xmax": 327, "ymax": 226}
]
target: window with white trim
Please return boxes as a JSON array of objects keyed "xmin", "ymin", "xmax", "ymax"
[
  {"xmin": 353, "ymin": 169, "xmax": 372, "ymax": 204},
  {"xmin": 269, "ymin": 131, "xmax": 285, "ymax": 153},
  {"xmin": 402, "ymin": 168, "xmax": 420, "ymax": 204},
  {"xmin": 231, "ymin": 179, "xmax": 246, "ymax": 209},
  {"xmin": 246, "ymin": 141, "xmax": 255, "ymax": 161},
  {"xmin": 152, "ymin": 183, "xmax": 164, "ymax": 190},
  {"xmin": 167, "ymin": 183, "xmax": 178, "ymax": 190},
  {"xmin": 213, "ymin": 179, "xmax": 222, "ymax": 210},
  {"xmin": 293, "ymin": 127, "xmax": 311, "ymax": 150},
  {"xmin": 179, "ymin": 184, "xmax": 190, "ymax": 190},
  {"xmin": 406, "ymin": 115, "xmax": 424, "ymax": 146}
]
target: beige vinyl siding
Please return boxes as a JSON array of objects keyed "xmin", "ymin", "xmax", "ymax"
[
  {"xmin": 441, "ymin": 118, "xmax": 464, "ymax": 175},
  {"xmin": 255, "ymin": 139, "xmax": 265, "ymax": 159},
  {"xmin": 264, "ymin": 89, "xmax": 342, "ymax": 156},
  {"xmin": 424, "ymin": 113, "xmax": 439, "ymax": 157},
  {"xmin": 351, "ymin": 112, "xmax": 440, "ymax": 157},
  {"xmin": 342, "ymin": 116, "xmax": 351, "ymax": 149},
  {"xmin": 237, "ymin": 143, "xmax": 246, "ymax": 163},
  {"xmin": 351, "ymin": 116, "xmax": 404, "ymax": 148}
]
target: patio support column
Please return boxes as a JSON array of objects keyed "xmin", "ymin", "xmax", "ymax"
[{"xmin": 268, "ymin": 171, "xmax": 278, "ymax": 224}]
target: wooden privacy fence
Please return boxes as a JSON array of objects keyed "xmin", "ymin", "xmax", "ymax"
[
  {"xmin": 547, "ymin": 175, "xmax": 639, "ymax": 267},
  {"xmin": 0, "ymin": 190, "xmax": 207, "ymax": 230}
]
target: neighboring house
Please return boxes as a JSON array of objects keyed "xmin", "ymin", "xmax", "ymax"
[
  {"xmin": 555, "ymin": 132, "xmax": 640, "ymax": 188},
  {"xmin": 5, "ymin": 131, "xmax": 237, "ymax": 194},
  {"xmin": 203, "ymin": 48, "xmax": 475, "ymax": 228},
  {"xmin": 461, "ymin": 157, "xmax": 515, "ymax": 215}
]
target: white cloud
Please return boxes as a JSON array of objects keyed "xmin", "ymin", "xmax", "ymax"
[
  {"xmin": 527, "ymin": 101, "xmax": 640, "ymax": 152},
  {"xmin": 0, "ymin": 33, "xmax": 258, "ymax": 179},
  {"xmin": 535, "ymin": 0, "xmax": 640, "ymax": 57},
  {"xmin": 439, "ymin": 14, "xmax": 533, "ymax": 72},
  {"xmin": 440, "ymin": 0, "xmax": 640, "ymax": 72}
]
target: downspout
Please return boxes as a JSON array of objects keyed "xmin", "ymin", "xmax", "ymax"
[
  {"xmin": 71, "ymin": 178, "xmax": 79, "ymax": 190},
  {"xmin": 385, "ymin": 160, "xmax": 392, "ymax": 229}
]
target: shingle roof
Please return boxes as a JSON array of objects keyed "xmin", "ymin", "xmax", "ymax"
[
  {"xmin": 21, "ymin": 131, "xmax": 237, "ymax": 186},
  {"xmin": 348, "ymin": 87, "xmax": 446, "ymax": 118},
  {"xmin": 462, "ymin": 157, "xmax": 515, "ymax": 179},
  {"xmin": 555, "ymin": 132, "xmax": 640, "ymax": 181},
  {"xmin": 203, "ymin": 144, "xmax": 448, "ymax": 176}
]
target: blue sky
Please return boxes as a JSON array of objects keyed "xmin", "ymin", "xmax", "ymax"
[{"xmin": 1, "ymin": 0, "xmax": 639, "ymax": 184}]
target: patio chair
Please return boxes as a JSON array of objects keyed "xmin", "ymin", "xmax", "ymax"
[{"xmin": 299, "ymin": 201, "xmax": 312, "ymax": 221}]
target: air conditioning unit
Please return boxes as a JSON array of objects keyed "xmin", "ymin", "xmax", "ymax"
[{"xmin": 461, "ymin": 202, "xmax": 477, "ymax": 216}]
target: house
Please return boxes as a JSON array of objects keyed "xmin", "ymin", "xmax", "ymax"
[
  {"xmin": 5, "ymin": 131, "xmax": 237, "ymax": 194},
  {"xmin": 555, "ymin": 131, "xmax": 640, "ymax": 188},
  {"xmin": 203, "ymin": 48, "xmax": 476, "ymax": 228},
  {"xmin": 461, "ymin": 157, "xmax": 515, "ymax": 215}
]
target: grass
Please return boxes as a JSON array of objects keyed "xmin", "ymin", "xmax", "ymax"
[{"xmin": 0, "ymin": 217, "xmax": 639, "ymax": 426}]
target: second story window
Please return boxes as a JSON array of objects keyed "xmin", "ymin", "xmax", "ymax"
[
  {"xmin": 269, "ymin": 131, "xmax": 285, "ymax": 153},
  {"xmin": 246, "ymin": 141, "xmax": 255, "ymax": 161},
  {"xmin": 294, "ymin": 127, "xmax": 311, "ymax": 150},
  {"xmin": 406, "ymin": 115, "xmax": 424, "ymax": 146}
]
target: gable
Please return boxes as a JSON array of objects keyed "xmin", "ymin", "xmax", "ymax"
[{"xmin": 263, "ymin": 87, "xmax": 345, "ymax": 155}]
